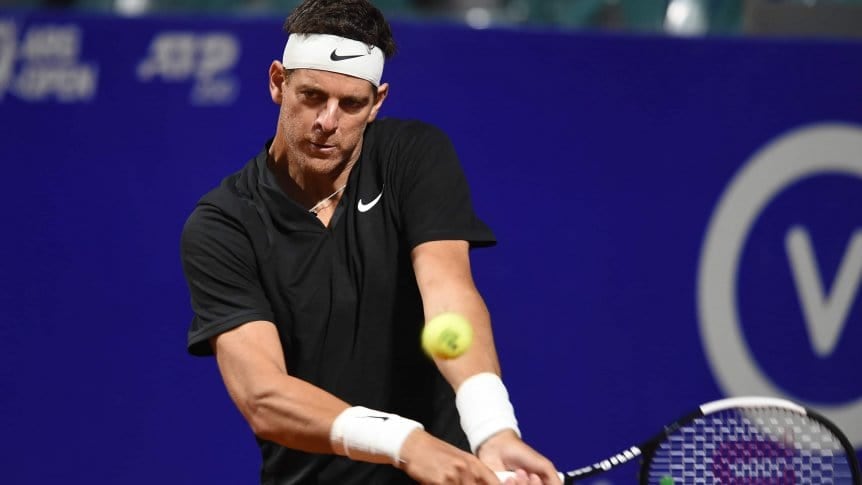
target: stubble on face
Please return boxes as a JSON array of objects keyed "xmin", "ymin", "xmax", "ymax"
[{"xmin": 273, "ymin": 69, "xmax": 377, "ymax": 186}]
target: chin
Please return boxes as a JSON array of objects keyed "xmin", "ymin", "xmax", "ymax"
[{"xmin": 303, "ymin": 156, "xmax": 344, "ymax": 174}]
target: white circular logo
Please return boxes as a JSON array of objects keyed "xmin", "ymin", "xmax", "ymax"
[{"xmin": 698, "ymin": 123, "xmax": 862, "ymax": 447}]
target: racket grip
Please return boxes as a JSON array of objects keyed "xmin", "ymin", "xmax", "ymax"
[{"xmin": 495, "ymin": 470, "xmax": 566, "ymax": 483}]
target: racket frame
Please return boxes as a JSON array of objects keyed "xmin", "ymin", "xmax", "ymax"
[
  {"xmin": 554, "ymin": 397, "xmax": 861, "ymax": 485},
  {"xmin": 635, "ymin": 397, "xmax": 861, "ymax": 485}
]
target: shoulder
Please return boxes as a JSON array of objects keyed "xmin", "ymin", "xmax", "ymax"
[
  {"xmin": 181, "ymin": 155, "xmax": 262, "ymax": 249},
  {"xmin": 181, "ymin": 196, "xmax": 244, "ymax": 259},
  {"xmin": 193, "ymin": 149, "xmax": 265, "ymax": 222},
  {"xmin": 365, "ymin": 117, "xmax": 453, "ymax": 151},
  {"xmin": 181, "ymin": 182, "xmax": 263, "ymax": 271}
]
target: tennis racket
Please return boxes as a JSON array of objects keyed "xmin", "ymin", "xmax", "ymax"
[{"xmin": 496, "ymin": 396, "xmax": 861, "ymax": 484}]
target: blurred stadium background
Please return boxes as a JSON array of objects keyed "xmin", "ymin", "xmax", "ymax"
[{"xmin": 2, "ymin": 0, "xmax": 862, "ymax": 37}]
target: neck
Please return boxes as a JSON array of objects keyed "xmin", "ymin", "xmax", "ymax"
[
  {"xmin": 266, "ymin": 153, "xmax": 356, "ymax": 212},
  {"xmin": 308, "ymin": 183, "xmax": 347, "ymax": 214}
]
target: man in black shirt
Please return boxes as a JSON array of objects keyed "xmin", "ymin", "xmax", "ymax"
[{"xmin": 181, "ymin": 1, "xmax": 559, "ymax": 483}]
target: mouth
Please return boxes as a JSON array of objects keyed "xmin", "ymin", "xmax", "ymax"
[{"xmin": 308, "ymin": 140, "xmax": 337, "ymax": 155}]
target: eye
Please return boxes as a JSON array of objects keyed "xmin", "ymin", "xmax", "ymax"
[
  {"xmin": 300, "ymin": 89, "xmax": 325, "ymax": 103},
  {"xmin": 340, "ymin": 97, "xmax": 367, "ymax": 112}
]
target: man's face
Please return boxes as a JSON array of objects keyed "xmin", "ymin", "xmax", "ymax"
[{"xmin": 275, "ymin": 67, "xmax": 386, "ymax": 176}]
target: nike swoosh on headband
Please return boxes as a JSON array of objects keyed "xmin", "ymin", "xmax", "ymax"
[
  {"xmin": 358, "ymin": 189, "xmax": 383, "ymax": 213},
  {"xmin": 330, "ymin": 49, "xmax": 367, "ymax": 61}
]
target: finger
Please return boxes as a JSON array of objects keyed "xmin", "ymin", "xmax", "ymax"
[
  {"xmin": 497, "ymin": 467, "xmax": 564, "ymax": 484},
  {"xmin": 501, "ymin": 473, "xmax": 518, "ymax": 485},
  {"xmin": 513, "ymin": 469, "xmax": 530, "ymax": 485},
  {"xmin": 496, "ymin": 469, "xmax": 530, "ymax": 484},
  {"xmin": 496, "ymin": 471, "xmax": 516, "ymax": 482},
  {"xmin": 527, "ymin": 458, "xmax": 561, "ymax": 484},
  {"xmin": 482, "ymin": 464, "xmax": 510, "ymax": 485},
  {"xmin": 542, "ymin": 469, "xmax": 563, "ymax": 484},
  {"xmin": 542, "ymin": 463, "xmax": 563, "ymax": 484}
]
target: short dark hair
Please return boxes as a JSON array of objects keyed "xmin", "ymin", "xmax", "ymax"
[{"xmin": 284, "ymin": 0, "xmax": 397, "ymax": 58}]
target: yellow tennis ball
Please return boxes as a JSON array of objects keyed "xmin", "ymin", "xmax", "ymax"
[{"xmin": 422, "ymin": 312, "xmax": 473, "ymax": 359}]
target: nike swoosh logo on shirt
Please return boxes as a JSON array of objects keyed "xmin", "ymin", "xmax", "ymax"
[{"xmin": 358, "ymin": 189, "xmax": 383, "ymax": 213}]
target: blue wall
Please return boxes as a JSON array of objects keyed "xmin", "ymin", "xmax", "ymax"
[{"xmin": 1, "ymin": 10, "xmax": 860, "ymax": 483}]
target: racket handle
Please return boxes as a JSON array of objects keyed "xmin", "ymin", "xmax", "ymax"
[{"xmin": 495, "ymin": 470, "xmax": 566, "ymax": 483}]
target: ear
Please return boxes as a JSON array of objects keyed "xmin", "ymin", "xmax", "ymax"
[
  {"xmin": 367, "ymin": 82, "xmax": 389, "ymax": 123},
  {"xmin": 269, "ymin": 60, "xmax": 286, "ymax": 104}
]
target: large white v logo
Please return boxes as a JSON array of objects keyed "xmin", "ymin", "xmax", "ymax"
[{"xmin": 786, "ymin": 226, "xmax": 862, "ymax": 357}]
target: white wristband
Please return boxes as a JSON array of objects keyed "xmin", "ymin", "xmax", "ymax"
[
  {"xmin": 330, "ymin": 406, "xmax": 424, "ymax": 464},
  {"xmin": 456, "ymin": 372, "xmax": 521, "ymax": 453}
]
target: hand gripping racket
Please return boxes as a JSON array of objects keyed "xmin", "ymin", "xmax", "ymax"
[{"xmin": 496, "ymin": 396, "xmax": 861, "ymax": 484}]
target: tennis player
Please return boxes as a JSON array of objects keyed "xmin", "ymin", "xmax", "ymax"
[{"xmin": 180, "ymin": 0, "xmax": 559, "ymax": 483}]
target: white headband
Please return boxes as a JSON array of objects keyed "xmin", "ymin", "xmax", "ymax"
[{"xmin": 282, "ymin": 33, "xmax": 385, "ymax": 87}]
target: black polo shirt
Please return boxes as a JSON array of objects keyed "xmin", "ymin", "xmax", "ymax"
[{"xmin": 181, "ymin": 118, "xmax": 496, "ymax": 484}]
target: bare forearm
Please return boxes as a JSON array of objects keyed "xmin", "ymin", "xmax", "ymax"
[
  {"xmin": 211, "ymin": 323, "xmax": 350, "ymax": 455},
  {"xmin": 411, "ymin": 240, "xmax": 504, "ymax": 390},
  {"xmin": 239, "ymin": 372, "xmax": 349, "ymax": 453},
  {"xmin": 426, "ymin": 294, "xmax": 501, "ymax": 388}
]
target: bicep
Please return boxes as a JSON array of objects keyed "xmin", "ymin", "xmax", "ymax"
[{"xmin": 411, "ymin": 240, "xmax": 477, "ymax": 311}]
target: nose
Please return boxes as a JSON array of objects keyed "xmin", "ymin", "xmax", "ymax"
[{"xmin": 314, "ymin": 99, "xmax": 339, "ymax": 134}]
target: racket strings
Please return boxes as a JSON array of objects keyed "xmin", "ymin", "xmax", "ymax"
[{"xmin": 646, "ymin": 407, "xmax": 855, "ymax": 484}]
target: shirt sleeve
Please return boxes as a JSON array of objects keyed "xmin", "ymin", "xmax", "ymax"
[
  {"xmin": 394, "ymin": 122, "xmax": 496, "ymax": 249},
  {"xmin": 180, "ymin": 204, "xmax": 275, "ymax": 356}
]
